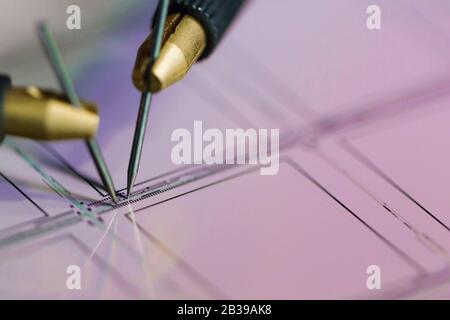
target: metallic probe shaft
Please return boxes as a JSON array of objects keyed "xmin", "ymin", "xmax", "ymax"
[
  {"xmin": 126, "ymin": 0, "xmax": 170, "ymax": 197},
  {"xmin": 37, "ymin": 22, "xmax": 118, "ymax": 204}
]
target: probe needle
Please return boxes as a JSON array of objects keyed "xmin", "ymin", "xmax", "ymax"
[
  {"xmin": 126, "ymin": 0, "xmax": 170, "ymax": 197},
  {"xmin": 37, "ymin": 22, "xmax": 118, "ymax": 204}
]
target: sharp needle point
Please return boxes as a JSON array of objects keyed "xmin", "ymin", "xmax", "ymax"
[
  {"xmin": 37, "ymin": 22, "xmax": 118, "ymax": 204},
  {"xmin": 126, "ymin": 0, "xmax": 170, "ymax": 195},
  {"xmin": 126, "ymin": 176, "xmax": 133, "ymax": 198}
]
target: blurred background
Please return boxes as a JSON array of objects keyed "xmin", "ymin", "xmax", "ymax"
[{"xmin": 2, "ymin": 0, "xmax": 450, "ymax": 299}]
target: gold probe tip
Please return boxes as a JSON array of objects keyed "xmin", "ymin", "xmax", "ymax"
[
  {"xmin": 132, "ymin": 14, "xmax": 207, "ymax": 93},
  {"xmin": 3, "ymin": 86, "xmax": 99, "ymax": 141}
]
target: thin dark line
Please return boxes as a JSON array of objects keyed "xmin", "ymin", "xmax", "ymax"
[
  {"xmin": 53, "ymin": 125, "xmax": 298, "ymax": 211},
  {"xmin": 340, "ymin": 139, "xmax": 450, "ymax": 233},
  {"xmin": 123, "ymin": 165, "xmax": 195, "ymax": 192},
  {"xmin": 0, "ymin": 171, "xmax": 49, "ymax": 217},
  {"xmin": 39, "ymin": 143, "xmax": 106, "ymax": 197},
  {"xmin": 118, "ymin": 167, "xmax": 259, "ymax": 297},
  {"xmin": 132, "ymin": 166, "xmax": 260, "ymax": 214},
  {"xmin": 126, "ymin": 157, "xmax": 424, "ymax": 281},
  {"xmin": 283, "ymin": 157, "xmax": 426, "ymax": 274},
  {"xmin": 40, "ymin": 142, "xmax": 196, "ymax": 196},
  {"xmin": 89, "ymin": 164, "xmax": 238, "ymax": 208}
]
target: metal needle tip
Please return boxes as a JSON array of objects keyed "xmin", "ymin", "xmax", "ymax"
[
  {"xmin": 126, "ymin": 167, "xmax": 135, "ymax": 198},
  {"xmin": 37, "ymin": 22, "xmax": 118, "ymax": 205},
  {"xmin": 126, "ymin": 180, "xmax": 133, "ymax": 199},
  {"xmin": 126, "ymin": 0, "xmax": 170, "ymax": 196},
  {"xmin": 127, "ymin": 90, "xmax": 152, "ymax": 198}
]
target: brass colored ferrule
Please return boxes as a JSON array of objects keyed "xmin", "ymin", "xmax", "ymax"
[
  {"xmin": 133, "ymin": 13, "xmax": 207, "ymax": 92},
  {"xmin": 1, "ymin": 86, "xmax": 99, "ymax": 141}
]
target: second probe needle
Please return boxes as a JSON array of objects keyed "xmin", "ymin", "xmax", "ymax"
[
  {"xmin": 37, "ymin": 22, "xmax": 118, "ymax": 204},
  {"xmin": 126, "ymin": 0, "xmax": 170, "ymax": 198}
]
